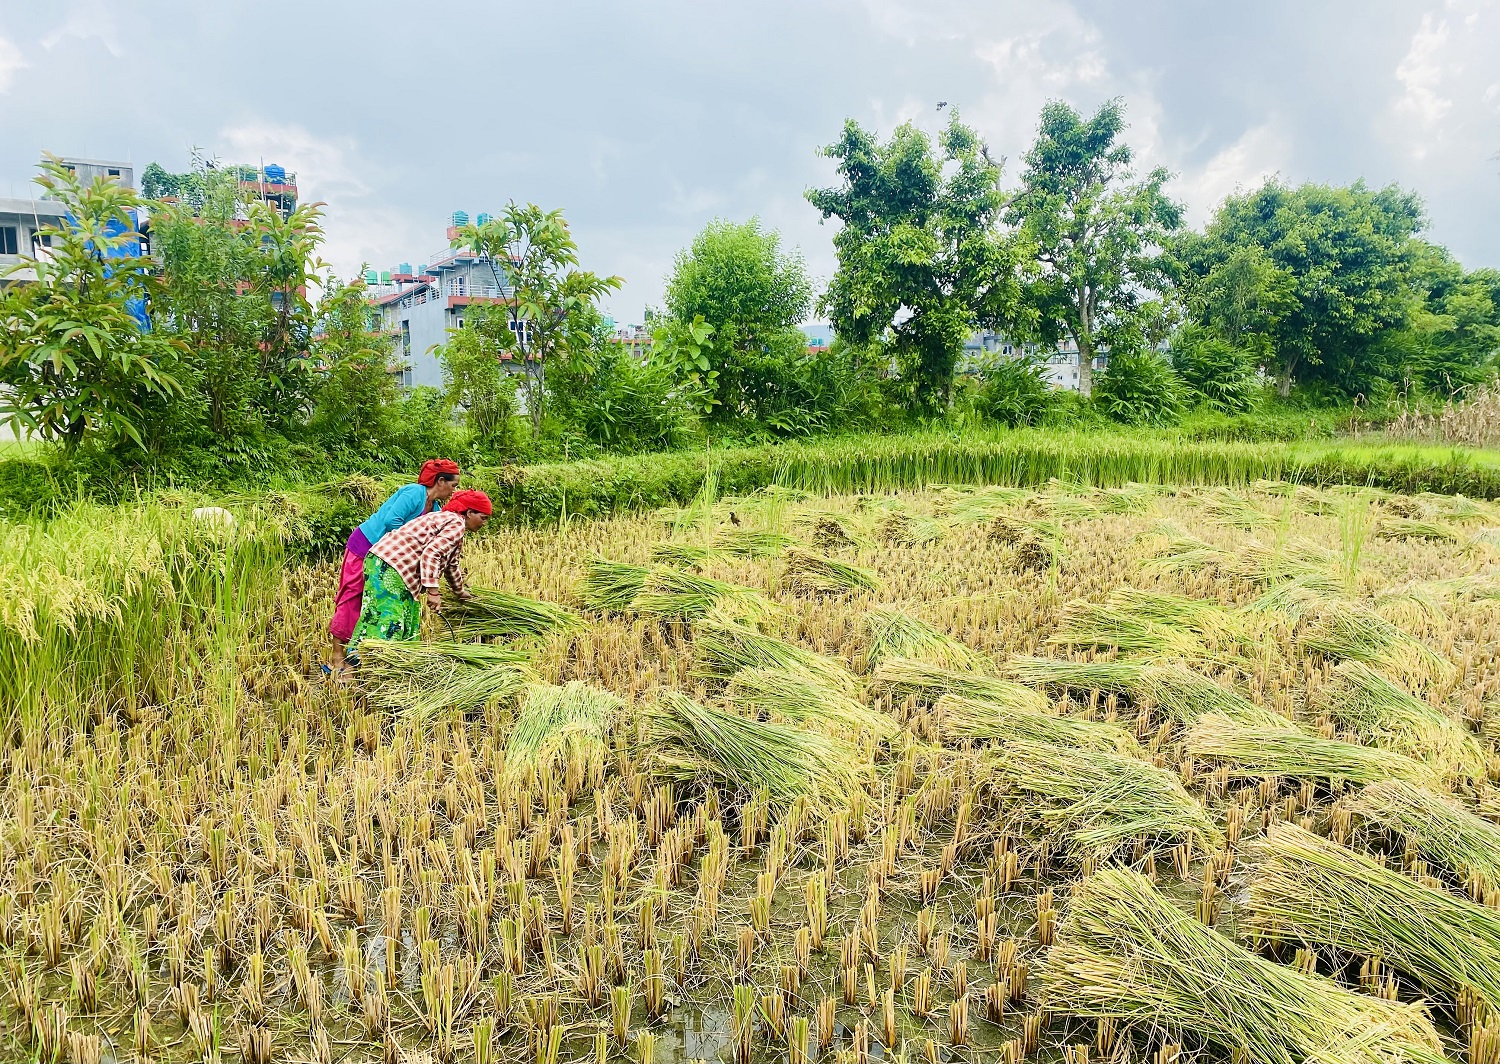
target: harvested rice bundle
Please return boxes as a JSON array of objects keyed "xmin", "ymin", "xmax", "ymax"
[
  {"xmin": 1144, "ymin": 527, "xmax": 1226, "ymax": 575},
  {"xmin": 983, "ymin": 740, "xmax": 1222, "ymax": 853},
  {"xmin": 808, "ymin": 514, "xmax": 856, "ymax": 552},
  {"xmin": 1203, "ymin": 488, "xmax": 1272, "ymax": 529},
  {"xmin": 935, "ymin": 693, "xmax": 1140, "ymax": 754},
  {"xmin": 693, "ymin": 619, "xmax": 859, "ymax": 695},
  {"xmin": 650, "ymin": 542, "xmax": 720, "ymax": 569},
  {"xmin": 1351, "ymin": 780, "xmax": 1500, "ymax": 893},
  {"xmin": 505, "ymin": 681, "xmax": 619, "ymax": 783},
  {"xmin": 1037, "ymin": 870, "xmax": 1447, "ymax": 1064},
  {"xmin": 1184, "ymin": 714, "xmax": 1437, "ymax": 786},
  {"xmin": 1315, "ymin": 661, "xmax": 1484, "ymax": 780},
  {"xmin": 877, "ymin": 510, "xmax": 946, "ymax": 546},
  {"xmin": 580, "ymin": 559, "xmax": 650, "ymax": 611},
  {"xmin": 359, "ymin": 639, "xmax": 533, "ymax": 722},
  {"xmin": 1230, "ymin": 538, "xmax": 1340, "ymax": 584},
  {"xmin": 646, "ymin": 691, "xmax": 864, "ymax": 809},
  {"xmin": 1414, "ymin": 492, "xmax": 1500, "ymax": 522},
  {"xmin": 1377, "ymin": 517, "xmax": 1461, "ymax": 542},
  {"xmin": 783, "ymin": 548, "xmax": 881, "ymax": 594},
  {"xmin": 714, "ymin": 528, "xmax": 795, "ymax": 559},
  {"xmin": 724, "ymin": 665, "xmax": 894, "ymax": 738},
  {"xmin": 1297, "ymin": 600, "xmax": 1454, "ymax": 685},
  {"xmin": 631, "ymin": 567, "xmax": 776, "ymax": 623},
  {"xmin": 1006, "ymin": 657, "xmax": 1287, "ymax": 727},
  {"xmin": 1047, "ymin": 600, "xmax": 1208, "ymax": 659},
  {"xmin": 988, "ymin": 514, "xmax": 1063, "ymax": 545},
  {"xmin": 862, "ymin": 608, "xmax": 988, "ymax": 672},
  {"xmin": 445, "ymin": 586, "xmax": 580, "ymax": 639},
  {"xmin": 1248, "ymin": 823, "xmax": 1500, "ymax": 1011},
  {"xmin": 871, "ymin": 657, "xmax": 1048, "ymax": 715},
  {"xmin": 1105, "ymin": 587, "xmax": 1244, "ymax": 641}
]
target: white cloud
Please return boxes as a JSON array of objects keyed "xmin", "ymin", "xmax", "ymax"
[
  {"xmin": 41, "ymin": 2, "xmax": 123, "ymax": 57},
  {"xmin": 1394, "ymin": 12, "xmax": 1453, "ymax": 156},
  {"xmin": 1171, "ymin": 123, "xmax": 1290, "ymax": 225},
  {"xmin": 0, "ymin": 35, "xmax": 24, "ymax": 92}
]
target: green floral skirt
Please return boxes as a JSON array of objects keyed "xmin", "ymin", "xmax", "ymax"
[{"xmin": 346, "ymin": 555, "xmax": 421, "ymax": 655}]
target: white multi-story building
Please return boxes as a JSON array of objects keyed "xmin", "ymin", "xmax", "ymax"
[
  {"xmin": 963, "ymin": 330, "xmax": 1105, "ymax": 392},
  {"xmin": 367, "ymin": 213, "xmax": 516, "ymax": 389}
]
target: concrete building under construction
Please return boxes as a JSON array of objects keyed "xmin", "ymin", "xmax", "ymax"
[{"xmin": 1, "ymin": 155, "xmax": 136, "ymax": 287}]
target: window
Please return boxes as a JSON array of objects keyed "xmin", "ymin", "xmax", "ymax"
[
  {"xmin": 0, "ymin": 226, "xmax": 19, "ymax": 255},
  {"xmin": 453, "ymin": 317, "xmax": 464, "ymax": 329},
  {"xmin": 400, "ymin": 321, "xmax": 411, "ymax": 360},
  {"xmin": 108, "ymin": 168, "xmax": 120, "ymax": 177}
]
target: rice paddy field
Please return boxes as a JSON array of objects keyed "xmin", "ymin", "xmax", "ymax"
[{"xmin": 8, "ymin": 474, "xmax": 1500, "ymax": 1063}]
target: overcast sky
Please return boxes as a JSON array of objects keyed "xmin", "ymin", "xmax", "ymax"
[{"xmin": 1, "ymin": 1, "xmax": 1496, "ymax": 324}]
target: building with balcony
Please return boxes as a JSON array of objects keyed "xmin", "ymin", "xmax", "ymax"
[
  {"xmin": 1, "ymin": 155, "xmax": 135, "ymax": 288},
  {"xmin": 963, "ymin": 330, "xmax": 1104, "ymax": 391},
  {"xmin": 367, "ymin": 212, "xmax": 514, "ymax": 388}
]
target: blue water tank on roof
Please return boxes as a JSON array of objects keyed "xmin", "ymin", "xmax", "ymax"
[
  {"xmin": 365, "ymin": 269, "xmax": 379, "ymax": 285},
  {"xmin": 451, "ymin": 210, "xmax": 470, "ymax": 227},
  {"xmin": 398, "ymin": 263, "xmax": 412, "ymax": 276},
  {"xmin": 476, "ymin": 212, "xmax": 492, "ymax": 226},
  {"xmin": 264, "ymin": 164, "xmax": 287, "ymax": 183},
  {"xmin": 418, "ymin": 265, "xmax": 428, "ymax": 275}
]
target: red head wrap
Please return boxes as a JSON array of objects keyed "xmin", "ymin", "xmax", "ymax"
[
  {"xmin": 443, "ymin": 489, "xmax": 493, "ymax": 516},
  {"xmin": 417, "ymin": 458, "xmax": 461, "ymax": 486}
]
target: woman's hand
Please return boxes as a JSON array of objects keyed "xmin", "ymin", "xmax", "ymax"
[{"xmin": 425, "ymin": 588, "xmax": 443, "ymax": 612}]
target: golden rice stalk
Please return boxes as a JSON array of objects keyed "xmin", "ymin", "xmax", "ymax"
[
  {"xmin": 357, "ymin": 640, "xmax": 533, "ymax": 721},
  {"xmin": 871, "ymin": 658, "xmax": 1048, "ymax": 715},
  {"xmin": 1037, "ymin": 869, "xmax": 1447, "ymax": 1064},
  {"xmin": 1314, "ymin": 661, "xmax": 1485, "ymax": 780},
  {"xmin": 1104, "ymin": 588, "xmax": 1245, "ymax": 641},
  {"xmin": 693, "ymin": 619, "xmax": 860, "ymax": 695},
  {"xmin": 862, "ymin": 608, "xmax": 988, "ymax": 672},
  {"xmin": 445, "ymin": 586, "xmax": 580, "ymax": 639},
  {"xmin": 1006, "ymin": 658, "xmax": 1287, "ymax": 727},
  {"xmin": 1376, "ymin": 517, "xmax": 1460, "ymax": 542},
  {"xmin": 650, "ymin": 542, "xmax": 720, "ymax": 569},
  {"xmin": 505, "ymin": 682, "xmax": 620, "ymax": 783},
  {"xmin": 1248, "ymin": 823, "xmax": 1500, "ymax": 1011},
  {"xmin": 646, "ymin": 692, "xmax": 865, "ymax": 810},
  {"xmin": 1350, "ymin": 780, "xmax": 1500, "ymax": 894},
  {"xmin": 1047, "ymin": 601, "xmax": 1208, "ymax": 660},
  {"xmin": 1297, "ymin": 601, "xmax": 1454, "ymax": 686},
  {"xmin": 630, "ymin": 567, "xmax": 777, "ymax": 623},
  {"xmin": 724, "ymin": 666, "xmax": 894, "ymax": 739},
  {"xmin": 877, "ymin": 510, "xmax": 946, "ymax": 546},
  {"xmin": 714, "ymin": 528, "xmax": 796, "ymax": 559},
  {"xmin": 935, "ymin": 694, "xmax": 1139, "ymax": 755},
  {"xmin": 1183, "ymin": 714, "xmax": 1437, "ymax": 786},
  {"xmin": 982, "ymin": 740, "xmax": 1221, "ymax": 854},
  {"xmin": 783, "ymin": 548, "xmax": 881, "ymax": 594}
]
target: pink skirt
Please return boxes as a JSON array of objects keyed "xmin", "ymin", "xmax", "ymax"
[{"xmin": 329, "ymin": 529, "xmax": 373, "ymax": 642}]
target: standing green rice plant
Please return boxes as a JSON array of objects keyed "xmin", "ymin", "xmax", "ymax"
[
  {"xmin": 1037, "ymin": 869, "xmax": 1446, "ymax": 1064},
  {"xmin": 1350, "ymin": 780, "xmax": 1500, "ymax": 894},
  {"xmin": 862, "ymin": 609, "xmax": 988, "ymax": 672},
  {"xmin": 1248, "ymin": 823, "xmax": 1500, "ymax": 1010},
  {"xmin": 505, "ymin": 682, "xmax": 621, "ymax": 783},
  {"xmin": 935, "ymin": 694, "xmax": 1139, "ymax": 754},
  {"xmin": 724, "ymin": 666, "xmax": 894, "ymax": 739},
  {"xmin": 1184, "ymin": 714, "xmax": 1436, "ymax": 786},
  {"xmin": 1315, "ymin": 661, "xmax": 1484, "ymax": 780},
  {"xmin": 693, "ymin": 619, "xmax": 859, "ymax": 695},
  {"xmin": 871, "ymin": 658, "xmax": 1048, "ymax": 715},
  {"xmin": 982, "ymin": 740, "xmax": 1221, "ymax": 854},
  {"xmin": 783, "ymin": 548, "xmax": 881, "ymax": 594}
]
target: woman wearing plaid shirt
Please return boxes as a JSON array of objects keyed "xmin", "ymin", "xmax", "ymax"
[{"xmin": 344, "ymin": 489, "xmax": 492, "ymax": 662}]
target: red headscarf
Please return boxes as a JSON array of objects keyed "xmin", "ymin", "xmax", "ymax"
[
  {"xmin": 417, "ymin": 458, "xmax": 461, "ymax": 486},
  {"xmin": 443, "ymin": 489, "xmax": 493, "ymax": 516}
]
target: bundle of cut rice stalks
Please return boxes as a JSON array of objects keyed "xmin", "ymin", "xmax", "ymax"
[
  {"xmin": 935, "ymin": 693, "xmax": 1139, "ymax": 755},
  {"xmin": 1297, "ymin": 599, "xmax": 1454, "ymax": 686},
  {"xmin": 871, "ymin": 657, "xmax": 1048, "ymax": 715},
  {"xmin": 1184, "ymin": 714, "xmax": 1437, "ymax": 787},
  {"xmin": 876, "ymin": 510, "xmax": 946, "ymax": 546},
  {"xmin": 982, "ymin": 740, "xmax": 1221, "ymax": 854},
  {"xmin": 714, "ymin": 528, "xmax": 795, "ymax": 559},
  {"xmin": 724, "ymin": 665, "xmax": 894, "ymax": 739},
  {"xmin": 579, "ymin": 559, "xmax": 650, "ymax": 611},
  {"xmin": 650, "ymin": 542, "xmax": 720, "ymax": 569},
  {"xmin": 1047, "ymin": 600, "xmax": 1209, "ymax": 660},
  {"xmin": 630, "ymin": 567, "xmax": 778, "ymax": 623},
  {"xmin": 1005, "ymin": 656, "xmax": 1287, "ymax": 727},
  {"xmin": 1351, "ymin": 780, "xmax": 1500, "ymax": 895},
  {"xmin": 802, "ymin": 513, "xmax": 857, "ymax": 552},
  {"xmin": 1202, "ymin": 487, "xmax": 1273, "ymax": 530},
  {"xmin": 693, "ymin": 619, "xmax": 859, "ymax": 695},
  {"xmin": 862, "ymin": 608, "xmax": 988, "ymax": 672},
  {"xmin": 1036, "ymin": 869, "xmax": 1447, "ymax": 1064},
  {"xmin": 1105, "ymin": 587, "xmax": 1244, "ymax": 640},
  {"xmin": 1315, "ymin": 661, "xmax": 1485, "ymax": 781},
  {"xmin": 358, "ymin": 639, "xmax": 534, "ymax": 722},
  {"xmin": 445, "ymin": 586, "xmax": 581, "ymax": 640},
  {"xmin": 783, "ymin": 547, "xmax": 881, "ymax": 594},
  {"xmin": 1377, "ymin": 517, "xmax": 1461, "ymax": 542},
  {"xmin": 505, "ymin": 681, "xmax": 619, "ymax": 785},
  {"xmin": 1248, "ymin": 823, "xmax": 1500, "ymax": 1010},
  {"xmin": 645, "ymin": 692, "xmax": 865, "ymax": 810}
]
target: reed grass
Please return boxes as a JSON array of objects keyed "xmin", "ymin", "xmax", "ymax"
[
  {"xmin": 863, "ymin": 608, "xmax": 987, "ymax": 671},
  {"xmin": 983, "ymin": 740, "xmax": 1222, "ymax": 853},
  {"xmin": 935, "ymin": 694, "xmax": 1139, "ymax": 754},
  {"xmin": 1248, "ymin": 823, "xmax": 1500, "ymax": 1010},
  {"xmin": 1037, "ymin": 869, "xmax": 1447, "ymax": 1064},
  {"xmin": 1315, "ymin": 660, "xmax": 1485, "ymax": 779},
  {"xmin": 1351, "ymin": 780, "xmax": 1500, "ymax": 893},
  {"xmin": 1184, "ymin": 714, "xmax": 1436, "ymax": 786}
]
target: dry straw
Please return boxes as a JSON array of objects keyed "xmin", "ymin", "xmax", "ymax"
[
  {"xmin": 1248, "ymin": 824, "xmax": 1500, "ymax": 1010},
  {"xmin": 1037, "ymin": 869, "xmax": 1447, "ymax": 1064},
  {"xmin": 1184, "ymin": 714, "xmax": 1436, "ymax": 786},
  {"xmin": 783, "ymin": 548, "xmax": 881, "ymax": 594},
  {"xmin": 982, "ymin": 740, "xmax": 1221, "ymax": 854}
]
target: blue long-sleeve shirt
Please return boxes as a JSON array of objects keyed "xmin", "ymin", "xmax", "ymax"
[{"xmin": 354, "ymin": 484, "xmax": 439, "ymax": 551}]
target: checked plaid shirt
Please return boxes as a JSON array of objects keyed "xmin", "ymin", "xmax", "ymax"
[{"xmin": 368, "ymin": 510, "xmax": 471, "ymax": 598}]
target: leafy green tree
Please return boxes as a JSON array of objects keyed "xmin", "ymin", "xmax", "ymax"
[
  {"xmin": 969, "ymin": 350, "xmax": 1058, "ymax": 427},
  {"xmin": 1093, "ymin": 346, "xmax": 1184, "ymax": 425},
  {"xmin": 808, "ymin": 112, "xmax": 1024, "ymax": 414},
  {"xmin": 548, "ymin": 317, "xmax": 690, "ymax": 451},
  {"xmin": 436, "ymin": 303, "xmax": 519, "ymax": 459},
  {"xmin": 1169, "ymin": 324, "xmax": 1257, "ymax": 413},
  {"xmin": 1006, "ymin": 99, "xmax": 1184, "ymax": 397},
  {"xmin": 1394, "ymin": 245, "xmax": 1500, "ymax": 397},
  {"xmin": 651, "ymin": 315, "xmax": 718, "ymax": 416},
  {"xmin": 1175, "ymin": 180, "xmax": 1425, "ymax": 397},
  {"xmin": 0, "ymin": 159, "xmax": 182, "ymax": 451},
  {"xmin": 662, "ymin": 218, "xmax": 814, "ymax": 420},
  {"xmin": 309, "ymin": 275, "xmax": 400, "ymax": 450},
  {"xmin": 454, "ymin": 204, "xmax": 622, "ymax": 433}
]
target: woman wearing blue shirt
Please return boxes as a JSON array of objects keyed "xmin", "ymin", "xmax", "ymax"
[{"xmin": 326, "ymin": 458, "xmax": 461, "ymax": 675}]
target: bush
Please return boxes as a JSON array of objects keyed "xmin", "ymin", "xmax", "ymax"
[
  {"xmin": 547, "ymin": 346, "xmax": 693, "ymax": 452},
  {"xmin": 1094, "ymin": 349, "xmax": 1185, "ymax": 425},
  {"xmin": 1170, "ymin": 327, "xmax": 1258, "ymax": 413},
  {"xmin": 969, "ymin": 352, "xmax": 1060, "ymax": 427}
]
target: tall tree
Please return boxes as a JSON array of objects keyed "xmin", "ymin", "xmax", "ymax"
[
  {"xmin": 807, "ymin": 113, "xmax": 1023, "ymax": 413},
  {"xmin": 1175, "ymin": 180, "xmax": 1425, "ymax": 397},
  {"xmin": 0, "ymin": 159, "xmax": 182, "ymax": 451},
  {"xmin": 1006, "ymin": 99, "xmax": 1183, "ymax": 396},
  {"xmin": 455, "ymin": 204, "xmax": 621, "ymax": 433}
]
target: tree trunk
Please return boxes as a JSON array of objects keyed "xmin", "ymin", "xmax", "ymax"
[{"xmin": 1077, "ymin": 334, "xmax": 1095, "ymax": 398}]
